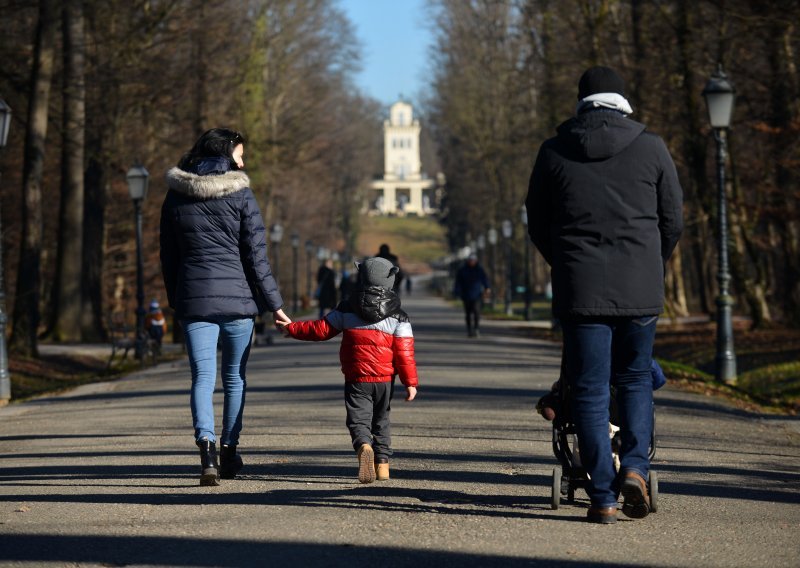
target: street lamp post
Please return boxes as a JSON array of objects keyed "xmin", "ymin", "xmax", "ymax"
[
  {"xmin": 269, "ymin": 223, "xmax": 283, "ymax": 285},
  {"xmin": 0, "ymin": 98, "xmax": 12, "ymax": 403},
  {"xmin": 703, "ymin": 65, "xmax": 738, "ymax": 385},
  {"xmin": 501, "ymin": 219, "xmax": 513, "ymax": 316},
  {"xmin": 126, "ymin": 164, "xmax": 150, "ymax": 365},
  {"xmin": 290, "ymin": 232, "xmax": 299, "ymax": 313},
  {"xmin": 487, "ymin": 228, "xmax": 498, "ymax": 310},
  {"xmin": 520, "ymin": 204, "xmax": 531, "ymax": 321},
  {"xmin": 304, "ymin": 240, "xmax": 313, "ymax": 300},
  {"xmin": 476, "ymin": 234, "xmax": 486, "ymax": 265}
]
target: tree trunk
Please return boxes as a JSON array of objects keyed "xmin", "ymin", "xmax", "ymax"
[
  {"xmin": 191, "ymin": 0, "xmax": 207, "ymax": 137},
  {"xmin": 664, "ymin": 244, "xmax": 689, "ymax": 319},
  {"xmin": 51, "ymin": 0, "xmax": 86, "ymax": 342},
  {"xmin": 9, "ymin": 0, "xmax": 57, "ymax": 357},
  {"xmin": 630, "ymin": 0, "xmax": 646, "ymax": 119},
  {"xmin": 81, "ymin": 153, "xmax": 107, "ymax": 341},
  {"xmin": 676, "ymin": 0, "xmax": 713, "ymax": 316}
]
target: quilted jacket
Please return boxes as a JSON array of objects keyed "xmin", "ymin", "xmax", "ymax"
[
  {"xmin": 160, "ymin": 162, "xmax": 283, "ymax": 319},
  {"xmin": 286, "ymin": 286, "xmax": 418, "ymax": 387}
]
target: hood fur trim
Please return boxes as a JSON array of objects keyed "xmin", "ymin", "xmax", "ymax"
[{"xmin": 165, "ymin": 167, "xmax": 251, "ymax": 199}]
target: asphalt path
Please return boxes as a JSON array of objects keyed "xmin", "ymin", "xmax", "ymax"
[{"xmin": 1, "ymin": 288, "xmax": 798, "ymax": 567}]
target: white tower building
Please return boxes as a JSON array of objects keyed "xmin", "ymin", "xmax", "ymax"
[{"xmin": 369, "ymin": 100, "xmax": 434, "ymax": 216}]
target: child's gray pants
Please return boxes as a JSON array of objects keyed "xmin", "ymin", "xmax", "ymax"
[{"xmin": 344, "ymin": 379, "xmax": 395, "ymax": 461}]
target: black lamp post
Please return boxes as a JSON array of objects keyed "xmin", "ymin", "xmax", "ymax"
[
  {"xmin": 487, "ymin": 227, "xmax": 498, "ymax": 310},
  {"xmin": 269, "ymin": 223, "xmax": 283, "ymax": 285},
  {"xmin": 126, "ymin": 164, "xmax": 149, "ymax": 365},
  {"xmin": 702, "ymin": 65, "xmax": 738, "ymax": 385},
  {"xmin": 501, "ymin": 219, "xmax": 513, "ymax": 316},
  {"xmin": 520, "ymin": 204, "xmax": 532, "ymax": 321},
  {"xmin": 290, "ymin": 232, "xmax": 299, "ymax": 313},
  {"xmin": 0, "ymin": 98, "xmax": 12, "ymax": 403},
  {"xmin": 304, "ymin": 239, "xmax": 313, "ymax": 299}
]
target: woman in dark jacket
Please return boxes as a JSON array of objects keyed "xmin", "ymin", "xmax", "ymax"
[{"xmin": 160, "ymin": 128, "xmax": 291, "ymax": 486}]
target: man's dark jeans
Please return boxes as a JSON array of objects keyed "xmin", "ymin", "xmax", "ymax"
[
  {"xmin": 344, "ymin": 380, "xmax": 394, "ymax": 461},
  {"xmin": 562, "ymin": 315, "xmax": 658, "ymax": 508},
  {"xmin": 462, "ymin": 298, "xmax": 481, "ymax": 334}
]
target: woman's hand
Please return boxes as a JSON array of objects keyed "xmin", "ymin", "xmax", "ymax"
[{"xmin": 273, "ymin": 309, "xmax": 292, "ymax": 327}]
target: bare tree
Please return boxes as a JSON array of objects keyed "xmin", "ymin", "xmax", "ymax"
[
  {"xmin": 9, "ymin": 0, "xmax": 57, "ymax": 357},
  {"xmin": 49, "ymin": 0, "xmax": 86, "ymax": 342}
]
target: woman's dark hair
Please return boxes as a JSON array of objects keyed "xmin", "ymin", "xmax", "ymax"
[{"xmin": 178, "ymin": 128, "xmax": 246, "ymax": 171}]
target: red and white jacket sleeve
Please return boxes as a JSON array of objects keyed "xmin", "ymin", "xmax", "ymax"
[
  {"xmin": 392, "ymin": 320, "xmax": 418, "ymax": 388},
  {"xmin": 286, "ymin": 316, "xmax": 341, "ymax": 341}
]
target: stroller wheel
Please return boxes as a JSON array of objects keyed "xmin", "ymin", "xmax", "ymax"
[
  {"xmin": 551, "ymin": 466, "xmax": 562, "ymax": 510},
  {"xmin": 648, "ymin": 470, "xmax": 659, "ymax": 513}
]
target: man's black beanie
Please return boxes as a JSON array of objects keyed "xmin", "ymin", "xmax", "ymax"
[{"xmin": 578, "ymin": 66, "xmax": 626, "ymax": 100}]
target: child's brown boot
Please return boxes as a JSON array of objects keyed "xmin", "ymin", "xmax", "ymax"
[
  {"xmin": 375, "ymin": 460, "xmax": 390, "ymax": 481},
  {"xmin": 357, "ymin": 444, "xmax": 376, "ymax": 484}
]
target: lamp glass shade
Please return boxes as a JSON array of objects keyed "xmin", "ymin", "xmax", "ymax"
[
  {"xmin": 501, "ymin": 219, "xmax": 513, "ymax": 239},
  {"xmin": 477, "ymin": 235, "xmax": 486, "ymax": 250},
  {"xmin": 520, "ymin": 204, "xmax": 528, "ymax": 226},
  {"xmin": 126, "ymin": 165, "xmax": 150, "ymax": 200},
  {"xmin": 0, "ymin": 98, "xmax": 11, "ymax": 148},
  {"xmin": 487, "ymin": 228, "xmax": 498, "ymax": 245},
  {"xmin": 702, "ymin": 70, "xmax": 735, "ymax": 129},
  {"xmin": 290, "ymin": 232, "xmax": 300, "ymax": 248},
  {"xmin": 305, "ymin": 239, "xmax": 313, "ymax": 253},
  {"xmin": 269, "ymin": 223, "xmax": 284, "ymax": 243}
]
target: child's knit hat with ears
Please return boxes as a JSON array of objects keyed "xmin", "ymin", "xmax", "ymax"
[{"xmin": 355, "ymin": 257, "xmax": 399, "ymax": 290}]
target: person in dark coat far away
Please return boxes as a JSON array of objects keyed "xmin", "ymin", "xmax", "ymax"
[
  {"xmin": 376, "ymin": 244, "xmax": 404, "ymax": 293},
  {"xmin": 453, "ymin": 253, "xmax": 490, "ymax": 337},
  {"xmin": 526, "ymin": 66, "xmax": 683, "ymax": 524},
  {"xmin": 316, "ymin": 259, "xmax": 338, "ymax": 318},
  {"xmin": 160, "ymin": 128, "xmax": 291, "ymax": 486}
]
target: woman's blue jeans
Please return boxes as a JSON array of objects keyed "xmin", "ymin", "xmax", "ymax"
[
  {"xmin": 562, "ymin": 315, "xmax": 658, "ymax": 508},
  {"xmin": 181, "ymin": 317, "xmax": 254, "ymax": 446}
]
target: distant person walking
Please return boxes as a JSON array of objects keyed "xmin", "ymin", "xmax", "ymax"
[
  {"xmin": 144, "ymin": 299, "xmax": 167, "ymax": 350},
  {"xmin": 453, "ymin": 254, "xmax": 490, "ymax": 337},
  {"xmin": 376, "ymin": 244, "xmax": 404, "ymax": 293},
  {"xmin": 160, "ymin": 128, "xmax": 291, "ymax": 486},
  {"xmin": 316, "ymin": 259, "xmax": 338, "ymax": 318},
  {"xmin": 526, "ymin": 67, "xmax": 683, "ymax": 523}
]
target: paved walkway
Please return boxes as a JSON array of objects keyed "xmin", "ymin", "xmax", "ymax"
[{"xmin": 0, "ymin": 290, "xmax": 798, "ymax": 567}]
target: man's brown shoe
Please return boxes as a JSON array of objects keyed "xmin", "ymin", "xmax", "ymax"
[
  {"xmin": 621, "ymin": 471, "xmax": 651, "ymax": 519},
  {"xmin": 586, "ymin": 506, "xmax": 617, "ymax": 524},
  {"xmin": 357, "ymin": 444, "xmax": 376, "ymax": 484},
  {"xmin": 375, "ymin": 461, "xmax": 390, "ymax": 481}
]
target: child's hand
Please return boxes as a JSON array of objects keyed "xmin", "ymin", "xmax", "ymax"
[{"xmin": 405, "ymin": 386, "xmax": 417, "ymax": 401}]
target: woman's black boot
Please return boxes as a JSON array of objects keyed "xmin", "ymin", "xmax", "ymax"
[
  {"xmin": 220, "ymin": 444, "xmax": 243, "ymax": 479},
  {"xmin": 197, "ymin": 438, "xmax": 220, "ymax": 486}
]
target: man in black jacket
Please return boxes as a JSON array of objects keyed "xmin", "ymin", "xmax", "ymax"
[{"xmin": 526, "ymin": 66, "xmax": 683, "ymax": 524}]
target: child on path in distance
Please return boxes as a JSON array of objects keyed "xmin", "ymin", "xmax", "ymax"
[{"xmin": 278, "ymin": 257, "xmax": 419, "ymax": 484}]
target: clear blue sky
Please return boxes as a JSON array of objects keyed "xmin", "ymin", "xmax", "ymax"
[{"xmin": 339, "ymin": 0, "xmax": 434, "ymax": 107}]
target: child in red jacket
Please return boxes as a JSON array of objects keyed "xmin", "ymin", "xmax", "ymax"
[{"xmin": 279, "ymin": 257, "xmax": 418, "ymax": 484}]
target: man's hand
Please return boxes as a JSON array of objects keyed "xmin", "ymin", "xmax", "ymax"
[{"xmin": 405, "ymin": 386, "xmax": 417, "ymax": 401}]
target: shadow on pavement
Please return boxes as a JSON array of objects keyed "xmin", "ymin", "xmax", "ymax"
[{"xmin": 0, "ymin": 534, "xmax": 619, "ymax": 567}]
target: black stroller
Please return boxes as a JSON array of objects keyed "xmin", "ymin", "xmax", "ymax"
[{"xmin": 543, "ymin": 351, "xmax": 660, "ymax": 511}]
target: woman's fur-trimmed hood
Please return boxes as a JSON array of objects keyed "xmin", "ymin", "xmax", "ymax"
[{"xmin": 165, "ymin": 167, "xmax": 251, "ymax": 200}]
